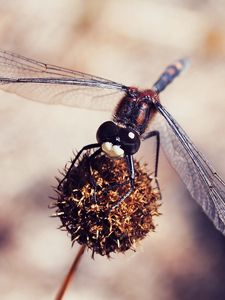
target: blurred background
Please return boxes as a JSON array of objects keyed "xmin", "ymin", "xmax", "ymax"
[{"xmin": 0, "ymin": 0, "xmax": 225, "ymax": 299}]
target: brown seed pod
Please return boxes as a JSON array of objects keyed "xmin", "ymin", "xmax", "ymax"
[{"xmin": 53, "ymin": 152, "xmax": 161, "ymax": 257}]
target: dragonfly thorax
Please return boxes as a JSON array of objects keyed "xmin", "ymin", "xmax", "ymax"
[
  {"xmin": 113, "ymin": 88, "xmax": 157, "ymax": 135},
  {"xmin": 96, "ymin": 121, "xmax": 140, "ymax": 158}
]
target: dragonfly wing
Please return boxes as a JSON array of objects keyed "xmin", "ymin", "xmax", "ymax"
[
  {"xmin": 152, "ymin": 102, "xmax": 225, "ymax": 235},
  {"xmin": 0, "ymin": 50, "xmax": 127, "ymax": 110}
]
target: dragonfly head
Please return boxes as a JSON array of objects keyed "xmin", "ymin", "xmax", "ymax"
[{"xmin": 96, "ymin": 121, "xmax": 140, "ymax": 158}]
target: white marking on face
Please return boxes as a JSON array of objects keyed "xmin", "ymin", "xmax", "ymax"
[
  {"xmin": 111, "ymin": 145, "xmax": 124, "ymax": 157},
  {"xmin": 102, "ymin": 142, "xmax": 124, "ymax": 158},
  {"xmin": 102, "ymin": 142, "xmax": 112, "ymax": 152},
  {"xmin": 128, "ymin": 132, "xmax": 135, "ymax": 139}
]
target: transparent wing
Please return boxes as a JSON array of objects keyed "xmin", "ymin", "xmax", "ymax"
[
  {"xmin": 0, "ymin": 50, "xmax": 127, "ymax": 110},
  {"xmin": 153, "ymin": 102, "xmax": 225, "ymax": 235}
]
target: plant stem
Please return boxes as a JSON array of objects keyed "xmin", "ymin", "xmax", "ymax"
[{"xmin": 55, "ymin": 245, "xmax": 86, "ymax": 300}]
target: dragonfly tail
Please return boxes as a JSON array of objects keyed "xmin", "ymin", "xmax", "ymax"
[{"xmin": 152, "ymin": 58, "xmax": 190, "ymax": 94}]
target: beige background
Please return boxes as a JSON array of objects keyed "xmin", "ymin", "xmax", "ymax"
[{"xmin": 0, "ymin": 1, "xmax": 225, "ymax": 299}]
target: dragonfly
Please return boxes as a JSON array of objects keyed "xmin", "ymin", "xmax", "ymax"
[{"xmin": 0, "ymin": 50, "xmax": 224, "ymax": 235}]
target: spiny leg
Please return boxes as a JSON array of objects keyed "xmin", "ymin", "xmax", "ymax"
[
  {"xmin": 111, "ymin": 154, "xmax": 135, "ymax": 209},
  {"xmin": 142, "ymin": 130, "xmax": 161, "ymax": 198},
  {"xmin": 87, "ymin": 148, "xmax": 102, "ymax": 202},
  {"xmin": 58, "ymin": 143, "xmax": 100, "ymax": 189}
]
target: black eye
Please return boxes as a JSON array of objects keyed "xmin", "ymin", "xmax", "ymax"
[
  {"xmin": 119, "ymin": 128, "xmax": 140, "ymax": 155},
  {"xmin": 96, "ymin": 121, "xmax": 119, "ymax": 143}
]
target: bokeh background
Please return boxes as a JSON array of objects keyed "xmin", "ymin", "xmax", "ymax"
[{"xmin": 0, "ymin": 0, "xmax": 225, "ymax": 299}]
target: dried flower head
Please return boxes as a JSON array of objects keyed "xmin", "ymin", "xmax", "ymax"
[{"xmin": 52, "ymin": 152, "xmax": 161, "ymax": 257}]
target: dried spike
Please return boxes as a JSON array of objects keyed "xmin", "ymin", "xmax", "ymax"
[{"xmin": 51, "ymin": 212, "xmax": 65, "ymax": 218}]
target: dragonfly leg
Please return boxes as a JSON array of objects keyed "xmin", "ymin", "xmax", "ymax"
[
  {"xmin": 58, "ymin": 143, "xmax": 100, "ymax": 189},
  {"xmin": 103, "ymin": 180, "xmax": 130, "ymax": 192},
  {"xmin": 142, "ymin": 130, "xmax": 161, "ymax": 198},
  {"xmin": 110, "ymin": 154, "xmax": 135, "ymax": 209},
  {"xmin": 87, "ymin": 148, "xmax": 103, "ymax": 202}
]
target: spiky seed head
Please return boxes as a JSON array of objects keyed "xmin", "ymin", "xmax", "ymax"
[{"xmin": 53, "ymin": 152, "xmax": 161, "ymax": 257}]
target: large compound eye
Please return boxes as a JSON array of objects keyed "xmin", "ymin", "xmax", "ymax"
[
  {"xmin": 96, "ymin": 121, "xmax": 119, "ymax": 144},
  {"xmin": 119, "ymin": 128, "xmax": 140, "ymax": 155}
]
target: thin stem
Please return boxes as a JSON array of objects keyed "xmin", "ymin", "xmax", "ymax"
[{"xmin": 55, "ymin": 245, "xmax": 86, "ymax": 300}]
